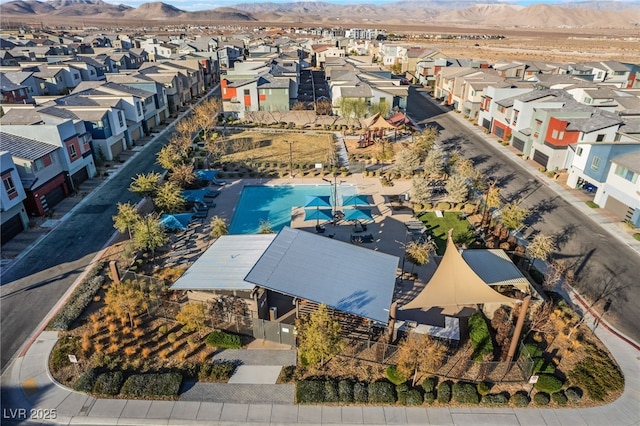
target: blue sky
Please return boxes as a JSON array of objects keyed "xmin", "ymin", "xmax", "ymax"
[{"xmin": 1, "ymin": 0, "xmax": 638, "ymax": 12}]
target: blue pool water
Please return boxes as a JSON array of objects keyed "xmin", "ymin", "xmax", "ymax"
[{"xmin": 229, "ymin": 184, "xmax": 357, "ymax": 234}]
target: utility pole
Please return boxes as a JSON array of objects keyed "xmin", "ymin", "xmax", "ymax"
[{"xmin": 287, "ymin": 140, "xmax": 294, "ymax": 179}]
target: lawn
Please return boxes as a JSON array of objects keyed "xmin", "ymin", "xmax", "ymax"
[
  {"xmin": 219, "ymin": 130, "xmax": 335, "ymax": 166},
  {"xmin": 416, "ymin": 211, "xmax": 475, "ymax": 255}
]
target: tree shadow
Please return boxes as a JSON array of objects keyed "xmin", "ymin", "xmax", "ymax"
[
  {"xmin": 526, "ymin": 197, "xmax": 559, "ymax": 227},
  {"xmin": 552, "ymin": 224, "xmax": 578, "ymax": 250}
]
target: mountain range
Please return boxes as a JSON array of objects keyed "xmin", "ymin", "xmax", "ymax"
[{"xmin": 1, "ymin": 0, "xmax": 639, "ymax": 29}]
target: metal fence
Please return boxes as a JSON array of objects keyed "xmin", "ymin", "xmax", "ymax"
[{"xmin": 339, "ymin": 337, "xmax": 534, "ymax": 384}]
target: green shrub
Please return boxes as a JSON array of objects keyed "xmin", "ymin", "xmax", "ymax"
[
  {"xmin": 324, "ymin": 380, "xmax": 339, "ymax": 403},
  {"xmin": 565, "ymin": 387, "xmax": 582, "ymax": 403},
  {"xmin": 477, "ymin": 381, "xmax": 491, "ymax": 396},
  {"xmin": 568, "ymin": 353, "xmax": 623, "ymax": 401},
  {"xmin": 167, "ymin": 332, "xmax": 177, "ymax": 343},
  {"xmin": 205, "ymin": 331, "xmax": 241, "ymax": 349},
  {"xmin": 523, "ymin": 343, "xmax": 543, "ymax": 358},
  {"xmin": 551, "ymin": 391, "xmax": 568, "ymax": 406},
  {"xmin": 297, "ymin": 380, "xmax": 325, "ymax": 403},
  {"xmin": 396, "ymin": 383, "xmax": 409, "ymax": 394},
  {"xmin": 533, "ymin": 392, "xmax": 550, "ymax": 406},
  {"xmin": 385, "ymin": 365, "xmax": 407, "ymax": 385},
  {"xmin": 279, "ymin": 366, "xmax": 296, "ymax": 383},
  {"xmin": 422, "ymin": 376, "xmax": 437, "ymax": 393},
  {"xmin": 158, "ymin": 325, "xmax": 168, "ymax": 335},
  {"xmin": 93, "ymin": 371, "xmax": 123, "ymax": 395},
  {"xmin": 468, "ymin": 312, "xmax": 494, "ymax": 361},
  {"xmin": 533, "ymin": 374, "xmax": 563, "ymax": 394},
  {"xmin": 338, "ymin": 380, "xmax": 354, "ymax": 403},
  {"xmin": 423, "ymin": 391, "xmax": 436, "ymax": 404},
  {"xmin": 198, "ymin": 363, "xmax": 212, "ymax": 380},
  {"xmin": 510, "ymin": 391, "xmax": 530, "ymax": 407},
  {"xmin": 633, "ymin": 233, "xmax": 640, "ymax": 241},
  {"xmin": 209, "ymin": 361, "xmax": 236, "ymax": 381},
  {"xmin": 481, "ymin": 392, "xmax": 509, "ymax": 405},
  {"xmin": 48, "ymin": 264, "xmax": 105, "ymax": 331},
  {"xmin": 437, "ymin": 381, "xmax": 452, "ymax": 403},
  {"xmin": 532, "ymin": 357, "xmax": 556, "ymax": 374},
  {"xmin": 585, "ymin": 201, "xmax": 599, "ymax": 208},
  {"xmin": 404, "ymin": 389, "xmax": 423, "ymax": 406},
  {"xmin": 452, "ymin": 382, "xmax": 480, "ymax": 404},
  {"xmin": 73, "ymin": 368, "xmax": 98, "ymax": 393},
  {"xmin": 179, "ymin": 362, "xmax": 199, "ymax": 379},
  {"xmin": 368, "ymin": 381, "xmax": 396, "ymax": 404},
  {"xmin": 353, "ymin": 382, "xmax": 368, "ymax": 403},
  {"xmin": 49, "ymin": 337, "xmax": 80, "ymax": 372},
  {"xmin": 120, "ymin": 372, "xmax": 182, "ymax": 397}
]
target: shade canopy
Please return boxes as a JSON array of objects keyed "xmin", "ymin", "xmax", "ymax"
[
  {"xmin": 181, "ymin": 189, "xmax": 208, "ymax": 203},
  {"xmin": 304, "ymin": 208, "xmax": 333, "ymax": 222},
  {"xmin": 159, "ymin": 213, "xmax": 194, "ymax": 231},
  {"xmin": 304, "ymin": 195, "xmax": 332, "ymax": 208},
  {"xmin": 342, "ymin": 194, "xmax": 370, "ymax": 206},
  {"xmin": 343, "ymin": 208, "xmax": 373, "ymax": 222},
  {"xmin": 402, "ymin": 230, "xmax": 517, "ymax": 311},
  {"xmin": 196, "ymin": 169, "xmax": 218, "ymax": 182}
]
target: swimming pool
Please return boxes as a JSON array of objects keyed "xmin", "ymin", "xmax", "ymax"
[{"xmin": 229, "ymin": 184, "xmax": 357, "ymax": 234}]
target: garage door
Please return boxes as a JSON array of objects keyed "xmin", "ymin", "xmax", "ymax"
[
  {"xmin": 513, "ymin": 137, "xmax": 525, "ymax": 152},
  {"xmin": 71, "ymin": 166, "xmax": 89, "ymax": 189},
  {"xmin": 604, "ymin": 196, "xmax": 629, "ymax": 222},
  {"xmin": 532, "ymin": 150, "xmax": 549, "ymax": 167},
  {"xmin": 494, "ymin": 125, "xmax": 505, "ymax": 139},
  {"xmin": 482, "ymin": 118, "xmax": 491, "ymax": 131},
  {"xmin": 110, "ymin": 139, "xmax": 124, "ymax": 157},
  {"xmin": 42, "ymin": 185, "xmax": 65, "ymax": 211},
  {"xmin": 1, "ymin": 213, "xmax": 24, "ymax": 245}
]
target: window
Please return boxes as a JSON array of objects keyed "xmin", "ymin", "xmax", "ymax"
[
  {"xmin": 3, "ymin": 175, "xmax": 17, "ymax": 198},
  {"xmin": 552, "ymin": 129, "xmax": 558, "ymax": 138},
  {"xmin": 596, "ymin": 134, "xmax": 605, "ymax": 142},
  {"xmin": 614, "ymin": 165, "xmax": 639, "ymax": 183},
  {"xmin": 136, "ymin": 103, "xmax": 142, "ymax": 116},
  {"xmin": 596, "ymin": 72, "xmax": 603, "ymax": 79},
  {"xmin": 591, "ymin": 156, "xmax": 601, "ymax": 171},
  {"xmin": 117, "ymin": 111, "xmax": 124, "ymax": 127},
  {"xmin": 34, "ymin": 158, "xmax": 44, "ymax": 171},
  {"xmin": 68, "ymin": 144, "xmax": 77, "ymax": 159},
  {"xmin": 498, "ymin": 105, "xmax": 505, "ymax": 113},
  {"xmin": 559, "ymin": 131, "xmax": 564, "ymax": 139},
  {"xmin": 73, "ymin": 73, "xmax": 80, "ymax": 79},
  {"xmin": 584, "ymin": 97, "xmax": 592, "ymax": 104},
  {"xmin": 244, "ymin": 89, "xmax": 250, "ymax": 95},
  {"xmin": 577, "ymin": 147, "xmax": 583, "ymax": 156}
]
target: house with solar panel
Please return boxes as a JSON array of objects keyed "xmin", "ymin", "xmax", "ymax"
[{"xmin": 170, "ymin": 226, "xmax": 399, "ymax": 345}]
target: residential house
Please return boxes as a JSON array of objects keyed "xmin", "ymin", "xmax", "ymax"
[
  {"xmin": 310, "ymin": 44, "xmax": 344, "ymax": 69},
  {"xmin": 105, "ymin": 73, "xmax": 170, "ymax": 123},
  {"xmin": 477, "ymin": 85, "xmax": 534, "ymax": 134},
  {"xmin": 0, "ymin": 151, "xmax": 29, "ymax": 243},
  {"xmin": 0, "ymin": 132, "xmax": 70, "ymax": 217},
  {"xmin": 0, "ymin": 73, "xmax": 30, "ymax": 104},
  {"xmin": 594, "ymin": 151, "xmax": 640, "ymax": 226}
]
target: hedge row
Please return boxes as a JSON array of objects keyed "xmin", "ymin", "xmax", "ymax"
[
  {"xmin": 48, "ymin": 263, "xmax": 105, "ymax": 331},
  {"xmin": 205, "ymin": 331, "xmax": 242, "ymax": 349},
  {"xmin": 468, "ymin": 312, "xmax": 494, "ymax": 361},
  {"xmin": 74, "ymin": 371, "xmax": 182, "ymax": 398},
  {"xmin": 296, "ymin": 379, "xmax": 583, "ymax": 407}
]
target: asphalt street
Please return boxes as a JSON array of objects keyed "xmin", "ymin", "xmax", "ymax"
[{"xmin": 407, "ymin": 86, "xmax": 640, "ymax": 344}]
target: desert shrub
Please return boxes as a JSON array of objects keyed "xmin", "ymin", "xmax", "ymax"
[
  {"xmin": 93, "ymin": 371, "xmax": 123, "ymax": 395},
  {"xmin": 48, "ymin": 265, "xmax": 105, "ymax": 331},
  {"xmin": 533, "ymin": 392, "xmax": 550, "ymax": 406},
  {"xmin": 205, "ymin": 331, "xmax": 241, "ymax": 349},
  {"xmin": 551, "ymin": 391, "xmax": 568, "ymax": 406},
  {"xmin": 179, "ymin": 362, "xmax": 199, "ymax": 379},
  {"xmin": 279, "ymin": 365, "xmax": 296, "ymax": 383},
  {"xmin": 423, "ymin": 391, "xmax": 436, "ymax": 404},
  {"xmin": 120, "ymin": 373, "xmax": 182, "ymax": 397},
  {"xmin": 198, "ymin": 363, "xmax": 211, "ymax": 380},
  {"xmin": 324, "ymin": 380, "xmax": 339, "ymax": 403},
  {"xmin": 477, "ymin": 381, "xmax": 491, "ymax": 396},
  {"xmin": 510, "ymin": 391, "xmax": 530, "ymax": 407},
  {"xmin": 297, "ymin": 380, "xmax": 325, "ymax": 403},
  {"xmin": 533, "ymin": 374, "xmax": 563, "ymax": 394},
  {"xmin": 354, "ymin": 382, "xmax": 368, "ymax": 403},
  {"xmin": 532, "ymin": 357, "xmax": 556, "ymax": 374},
  {"xmin": 368, "ymin": 381, "xmax": 396, "ymax": 404},
  {"xmin": 437, "ymin": 381, "xmax": 452, "ymax": 403},
  {"xmin": 167, "ymin": 332, "xmax": 177, "ymax": 343},
  {"xmin": 422, "ymin": 376, "xmax": 437, "ymax": 393},
  {"xmin": 338, "ymin": 380, "xmax": 354, "ymax": 403},
  {"xmin": 385, "ymin": 365, "xmax": 407, "ymax": 385},
  {"xmin": 468, "ymin": 312, "xmax": 494, "ymax": 361},
  {"xmin": 209, "ymin": 361, "xmax": 236, "ymax": 381},
  {"xmin": 50, "ymin": 337, "xmax": 80, "ymax": 372},
  {"xmin": 436, "ymin": 202, "xmax": 451, "ymax": 210},
  {"xmin": 157, "ymin": 325, "xmax": 168, "ymax": 335},
  {"xmin": 565, "ymin": 387, "xmax": 582, "ymax": 403},
  {"xmin": 452, "ymin": 382, "xmax": 480, "ymax": 404},
  {"xmin": 73, "ymin": 368, "xmax": 98, "ymax": 393},
  {"xmin": 481, "ymin": 392, "xmax": 508, "ymax": 405},
  {"xmin": 568, "ymin": 352, "xmax": 623, "ymax": 401}
]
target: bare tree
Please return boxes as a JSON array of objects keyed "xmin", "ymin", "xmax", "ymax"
[
  {"xmin": 410, "ymin": 176, "xmax": 432, "ymax": 204},
  {"xmin": 412, "ymin": 126, "xmax": 438, "ymax": 159},
  {"xmin": 445, "ymin": 174, "xmax": 469, "ymax": 204},
  {"xmin": 168, "ymin": 163, "xmax": 197, "ymax": 188},
  {"xmin": 395, "ymin": 147, "xmax": 421, "ymax": 177},
  {"xmin": 422, "ymin": 148, "xmax": 445, "ymax": 177},
  {"xmin": 395, "ymin": 333, "xmax": 447, "ymax": 386},
  {"xmin": 526, "ymin": 233, "xmax": 556, "ymax": 271},
  {"xmin": 404, "ymin": 239, "xmax": 436, "ymax": 274}
]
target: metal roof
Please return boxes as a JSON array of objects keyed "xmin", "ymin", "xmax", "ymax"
[
  {"xmin": 170, "ymin": 234, "xmax": 276, "ymax": 291},
  {"xmin": 245, "ymin": 227, "xmax": 398, "ymax": 324},
  {"xmin": 461, "ymin": 249, "xmax": 530, "ymax": 288}
]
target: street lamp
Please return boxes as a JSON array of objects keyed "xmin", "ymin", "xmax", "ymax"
[{"xmin": 322, "ymin": 173, "xmax": 345, "ymax": 220}]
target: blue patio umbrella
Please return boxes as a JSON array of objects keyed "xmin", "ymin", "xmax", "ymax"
[
  {"xmin": 196, "ymin": 169, "xmax": 218, "ymax": 182},
  {"xmin": 304, "ymin": 195, "xmax": 332, "ymax": 208},
  {"xmin": 160, "ymin": 213, "xmax": 194, "ymax": 231},
  {"xmin": 181, "ymin": 189, "xmax": 208, "ymax": 203},
  {"xmin": 304, "ymin": 208, "xmax": 333, "ymax": 225},
  {"xmin": 342, "ymin": 194, "xmax": 370, "ymax": 207},
  {"xmin": 343, "ymin": 208, "xmax": 373, "ymax": 222}
]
